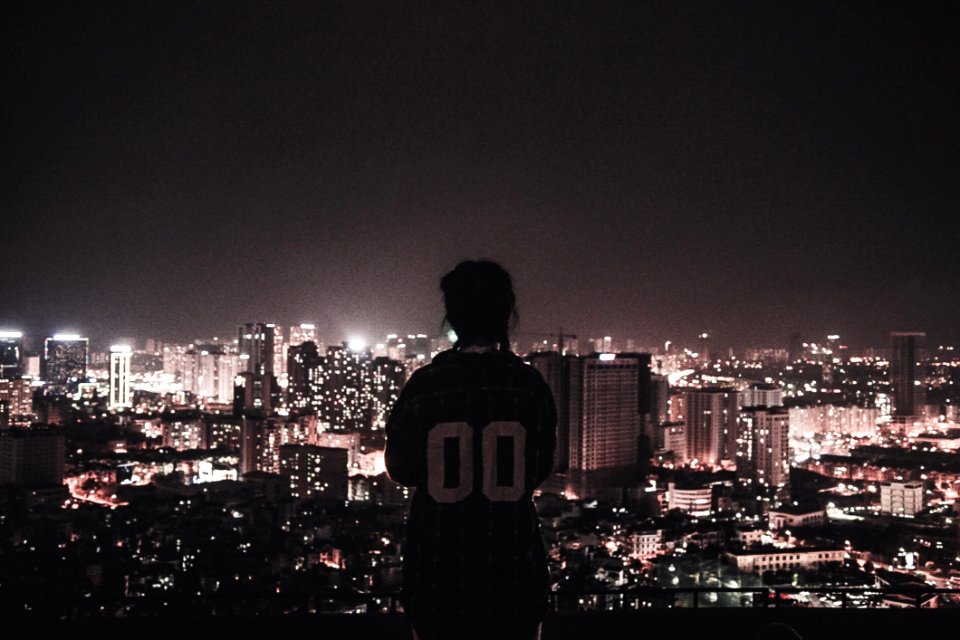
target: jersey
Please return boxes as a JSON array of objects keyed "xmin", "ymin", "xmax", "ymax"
[{"xmin": 385, "ymin": 348, "xmax": 557, "ymax": 640}]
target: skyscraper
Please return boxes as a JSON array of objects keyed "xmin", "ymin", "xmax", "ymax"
[
  {"xmin": 289, "ymin": 323, "xmax": 317, "ymax": 347},
  {"xmin": 890, "ymin": 332, "xmax": 926, "ymax": 423},
  {"xmin": 318, "ymin": 344, "xmax": 372, "ymax": 432},
  {"xmin": 568, "ymin": 353, "xmax": 647, "ymax": 471},
  {"xmin": 234, "ymin": 371, "xmax": 276, "ymax": 416},
  {"xmin": 272, "ymin": 325, "xmax": 287, "ymax": 377},
  {"xmin": 369, "ymin": 356, "xmax": 405, "ymax": 430},
  {"xmin": 287, "ymin": 341, "xmax": 322, "ymax": 411},
  {"xmin": 0, "ymin": 378, "xmax": 32, "ymax": 424},
  {"xmin": 42, "ymin": 334, "xmax": 88, "ymax": 393},
  {"xmin": 196, "ymin": 348, "xmax": 239, "ymax": 403},
  {"xmin": 527, "ymin": 351, "xmax": 571, "ymax": 470},
  {"xmin": 683, "ymin": 387, "xmax": 739, "ymax": 467},
  {"xmin": 530, "ymin": 351, "xmax": 652, "ymax": 471},
  {"xmin": 0, "ymin": 331, "xmax": 23, "ymax": 379},
  {"xmin": 109, "ymin": 345, "xmax": 132, "ymax": 409},
  {"xmin": 238, "ymin": 323, "xmax": 276, "ymax": 376},
  {"xmin": 736, "ymin": 407, "xmax": 791, "ymax": 490}
]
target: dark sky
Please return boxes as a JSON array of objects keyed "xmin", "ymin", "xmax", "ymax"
[{"xmin": 2, "ymin": 1, "xmax": 958, "ymax": 350}]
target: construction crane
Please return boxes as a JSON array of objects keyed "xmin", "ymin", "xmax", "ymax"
[{"xmin": 514, "ymin": 329, "xmax": 578, "ymax": 355}]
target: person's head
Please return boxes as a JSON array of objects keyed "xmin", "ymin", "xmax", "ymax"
[{"xmin": 440, "ymin": 260, "xmax": 517, "ymax": 351}]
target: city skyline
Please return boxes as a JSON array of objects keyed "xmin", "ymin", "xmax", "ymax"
[
  {"xmin": 5, "ymin": 2, "xmax": 960, "ymax": 625},
  {"xmin": 3, "ymin": 2, "xmax": 959, "ymax": 348},
  {"xmin": 0, "ymin": 322, "xmax": 945, "ymax": 357}
]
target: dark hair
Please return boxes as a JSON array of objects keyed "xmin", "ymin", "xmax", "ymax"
[{"xmin": 440, "ymin": 260, "xmax": 517, "ymax": 351}]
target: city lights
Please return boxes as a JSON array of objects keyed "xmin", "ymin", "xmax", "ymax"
[{"xmin": 3, "ymin": 0, "xmax": 959, "ymax": 625}]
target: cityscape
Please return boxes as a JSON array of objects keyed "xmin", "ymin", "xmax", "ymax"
[
  {"xmin": 4, "ymin": 1, "xmax": 960, "ymax": 636},
  {"xmin": 1, "ymin": 324, "xmax": 959, "ymax": 619}
]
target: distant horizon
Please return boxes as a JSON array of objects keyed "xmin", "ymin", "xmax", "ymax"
[{"xmin": 0, "ymin": 321, "xmax": 943, "ymax": 356}]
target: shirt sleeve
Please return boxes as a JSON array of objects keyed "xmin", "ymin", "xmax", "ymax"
[
  {"xmin": 533, "ymin": 374, "xmax": 557, "ymax": 486},
  {"xmin": 385, "ymin": 377, "xmax": 421, "ymax": 487}
]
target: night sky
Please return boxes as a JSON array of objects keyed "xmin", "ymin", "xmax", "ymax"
[{"xmin": 2, "ymin": 1, "xmax": 958, "ymax": 350}]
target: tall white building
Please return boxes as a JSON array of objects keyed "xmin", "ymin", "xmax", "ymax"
[
  {"xmin": 880, "ymin": 481, "xmax": 924, "ymax": 516},
  {"xmin": 109, "ymin": 345, "xmax": 132, "ymax": 409}
]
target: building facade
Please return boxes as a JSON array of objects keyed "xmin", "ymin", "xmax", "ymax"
[
  {"xmin": 890, "ymin": 332, "xmax": 926, "ymax": 422},
  {"xmin": 880, "ymin": 480, "xmax": 924, "ymax": 516},
  {"xmin": 109, "ymin": 345, "xmax": 133, "ymax": 408},
  {"xmin": 683, "ymin": 387, "xmax": 739, "ymax": 467},
  {"xmin": 736, "ymin": 407, "xmax": 791, "ymax": 490},
  {"xmin": 43, "ymin": 334, "xmax": 88, "ymax": 393}
]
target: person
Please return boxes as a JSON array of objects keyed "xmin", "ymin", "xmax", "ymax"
[{"xmin": 385, "ymin": 260, "xmax": 557, "ymax": 640}]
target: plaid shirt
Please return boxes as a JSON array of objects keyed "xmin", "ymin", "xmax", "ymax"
[{"xmin": 385, "ymin": 348, "xmax": 557, "ymax": 637}]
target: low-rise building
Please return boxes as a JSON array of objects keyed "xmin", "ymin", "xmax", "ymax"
[
  {"xmin": 725, "ymin": 546, "xmax": 845, "ymax": 574},
  {"xmin": 880, "ymin": 481, "xmax": 924, "ymax": 516},
  {"xmin": 768, "ymin": 505, "xmax": 827, "ymax": 530},
  {"xmin": 667, "ymin": 482, "xmax": 713, "ymax": 515}
]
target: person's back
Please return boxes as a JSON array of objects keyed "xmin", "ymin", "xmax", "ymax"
[{"xmin": 385, "ymin": 260, "xmax": 557, "ymax": 640}]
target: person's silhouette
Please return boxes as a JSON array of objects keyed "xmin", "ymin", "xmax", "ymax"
[{"xmin": 386, "ymin": 260, "xmax": 557, "ymax": 640}]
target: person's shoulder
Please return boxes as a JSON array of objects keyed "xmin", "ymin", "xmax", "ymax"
[
  {"xmin": 505, "ymin": 352, "xmax": 552, "ymax": 391},
  {"xmin": 400, "ymin": 350, "xmax": 456, "ymax": 389},
  {"xmin": 427, "ymin": 348, "xmax": 459, "ymax": 367}
]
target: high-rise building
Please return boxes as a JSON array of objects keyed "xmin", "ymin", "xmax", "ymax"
[
  {"xmin": 648, "ymin": 374, "xmax": 670, "ymax": 424},
  {"xmin": 527, "ymin": 351, "xmax": 571, "ymax": 470},
  {"xmin": 890, "ymin": 332, "xmax": 926, "ymax": 422},
  {"xmin": 160, "ymin": 412, "xmax": 205, "ymax": 450},
  {"xmin": 880, "ymin": 481, "xmax": 924, "ymax": 516},
  {"xmin": 109, "ymin": 345, "xmax": 133, "ymax": 409},
  {"xmin": 287, "ymin": 341, "xmax": 323, "ymax": 411},
  {"xmin": 683, "ymin": 387, "xmax": 739, "ymax": 467},
  {"xmin": 0, "ymin": 378, "xmax": 32, "ymax": 424},
  {"xmin": 162, "ymin": 343, "xmax": 192, "ymax": 381},
  {"xmin": 567, "ymin": 353, "xmax": 647, "ymax": 471},
  {"xmin": 530, "ymin": 351, "xmax": 651, "ymax": 471},
  {"xmin": 369, "ymin": 356, "xmax": 405, "ymax": 430},
  {"xmin": 404, "ymin": 334, "xmax": 431, "ymax": 360},
  {"xmin": 203, "ymin": 414, "xmax": 242, "ymax": 451},
  {"xmin": 240, "ymin": 415, "xmax": 319, "ymax": 474},
  {"xmin": 289, "ymin": 323, "xmax": 317, "ymax": 347},
  {"xmin": 698, "ymin": 332, "xmax": 711, "ymax": 365},
  {"xmin": 0, "ymin": 426, "xmax": 65, "ymax": 487},
  {"xmin": 279, "ymin": 444, "xmax": 348, "ymax": 501},
  {"xmin": 234, "ymin": 371, "xmax": 276, "ymax": 416},
  {"xmin": 736, "ymin": 407, "xmax": 790, "ymax": 489},
  {"xmin": 42, "ymin": 334, "xmax": 88, "ymax": 393},
  {"xmin": 272, "ymin": 326, "xmax": 287, "ymax": 377},
  {"xmin": 238, "ymin": 323, "xmax": 276, "ymax": 376},
  {"xmin": 0, "ymin": 331, "xmax": 23, "ymax": 379},
  {"xmin": 196, "ymin": 348, "xmax": 239, "ymax": 403},
  {"xmin": 740, "ymin": 383, "xmax": 783, "ymax": 409},
  {"xmin": 788, "ymin": 333, "xmax": 804, "ymax": 363},
  {"xmin": 318, "ymin": 344, "xmax": 372, "ymax": 431}
]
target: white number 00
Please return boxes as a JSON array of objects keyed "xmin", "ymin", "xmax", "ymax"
[{"xmin": 426, "ymin": 421, "xmax": 526, "ymax": 503}]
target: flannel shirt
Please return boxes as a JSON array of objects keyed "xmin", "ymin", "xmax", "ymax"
[{"xmin": 385, "ymin": 347, "xmax": 557, "ymax": 639}]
